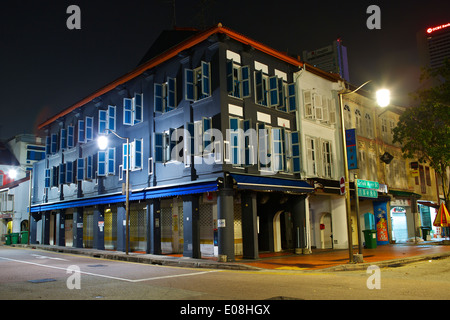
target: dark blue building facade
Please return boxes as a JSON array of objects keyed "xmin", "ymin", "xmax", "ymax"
[{"xmin": 30, "ymin": 24, "xmax": 313, "ymax": 261}]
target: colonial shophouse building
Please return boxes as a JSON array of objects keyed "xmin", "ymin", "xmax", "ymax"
[{"xmin": 30, "ymin": 24, "xmax": 315, "ymax": 261}]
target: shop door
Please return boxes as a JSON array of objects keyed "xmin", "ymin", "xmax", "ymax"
[
  {"xmin": 320, "ymin": 213, "xmax": 333, "ymax": 249},
  {"xmin": 391, "ymin": 207, "xmax": 408, "ymax": 242}
]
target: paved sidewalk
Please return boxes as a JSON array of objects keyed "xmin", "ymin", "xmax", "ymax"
[{"xmin": 7, "ymin": 241, "xmax": 450, "ymax": 272}]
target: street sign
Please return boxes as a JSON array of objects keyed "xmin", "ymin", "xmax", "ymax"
[
  {"xmin": 358, "ymin": 188, "xmax": 378, "ymax": 198},
  {"xmin": 356, "ymin": 179, "xmax": 379, "ymax": 190}
]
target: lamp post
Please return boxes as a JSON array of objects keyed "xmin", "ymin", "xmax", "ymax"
[
  {"xmin": 8, "ymin": 167, "xmax": 32, "ymax": 245},
  {"xmin": 98, "ymin": 130, "xmax": 130, "ymax": 255},
  {"xmin": 338, "ymin": 81, "xmax": 390, "ymax": 263}
]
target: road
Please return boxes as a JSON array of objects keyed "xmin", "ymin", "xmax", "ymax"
[{"xmin": 1, "ymin": 246, "xmax": 449, "ymax": 305}]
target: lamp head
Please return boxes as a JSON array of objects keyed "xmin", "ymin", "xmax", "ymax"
[
  {"xmin": 376, "ymin": 89, "xmax": 390, "ymax": 107},
  {"xmin": 97, "ymin": 135, "xmax": 108, "ymax": 150}
]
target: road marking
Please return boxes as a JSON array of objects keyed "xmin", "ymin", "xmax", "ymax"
[
  {"xmin": 31, "ymin": 254, "xmax": 68, "ymax": 261},
  {"xmin": 0, "ymin": 256, "xmax": 219, "ymax": 283}
]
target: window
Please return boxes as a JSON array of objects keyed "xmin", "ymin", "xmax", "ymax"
[
  {"xmin": 365, "ymin": 113, "xmax": 373, "ymax": 138},
  {"xmin": 78, "ymin": 120, "xmax": 85, "ymax": 143},
  {"xmin": 131, "ymin": 139, "xmax": 143, "ymax": 170},
  {"xmin": 355, "ymin": 109, "xmax": 362, "ymax": 135},
  {"xmin": 306, "ymin": 136, "xmax": 316, "ymax": 176},
  {"xmin": 272, "ymin": 128, "xmax": 284, "ymax": 172},
  {"xmin": 85, "ymin": 155, "xmax": 94, "ymax": 180},
  {"xmin": 227, "ymin": 59, "xmax": 251, "ymax": 99},
  {"xmin": 134, "ymin": 93, "xmax": 143, "ymax": 124},
  {"xmin": 185, "ymin": 61, "xmax": 211, "ymax": 101},
  {"xmin": 291, "ymin": 131, "xmax": 301, "ymax": 174},
  {"xmin": 85, "ymin": 116, "xmax": 94, "ymax": 141},
  {"xmin": 123, "ymin": 98, "xmax": 133, "ymax": 126},
  {"xmin": 67, "ymin": 126, "xmax": 74, "ymax": 148},
  {"xmin": 60, "ymin": 128, "xmax": 67, "ymax": 150},
  {"xmin": 99, "ymin": 105, "xmax": 116, "ymax": 134},
  {"xmin": 258, "ymin": 123, "xmax": 271, "ymax": 170},
  {"xmin": 107, "ymin": 147, "xmax": 115, "ymax": 175},
  {"xmin": 155, "ymin": 77, "xmax": 177, "ymax": 113},
  {"xmin": 97, "ymin": 151, "xmax": 106, "ymax": 177},
  {"xmin": 77, "ymin": 158, "xmax": 84, "ymax": 181},
  {"xmin": 45, "ymin": 169, "xmax": 51, "ymax": 188},
  {"xmin": 45, "ymin": 136, "xmax": 51, "ymax": 156},
  {"xmin": 51, "ymin": 133, "xmax": 58, "ymax": 154},
  {"xmin": 65, "ymin": 161, "xmax": 74, "ymax": 184},
  {"xmin": 229, "ymin": 117, "xmax": 243, "ymax": 166},
  {"xmin": 322, "ymin": 140, "xmax": 333, "ymax": 178},
  {"xmin": 154, "ymin": 133, "xmax": 164, "ymax": 163},
  {"xmin": 254, "ymin": 69, "xmax": 268, "ymax": 106},
  {"xmin": 26, "ymin": 145, "xmax": 45, "ymax": 162},
  {"xmin": 99, "ymin": 110, "xmax": 107, "ymax": 134},
  {"xmin": 304, "ymin": 90, "xmax": 334, "ymax": 123},
  {"xmin": 122, "ymin": 143, "xmax": 130, "ymax": 170},
  {"xmin": 344, "ymin": 105, "xmax": 351, "ymax": 128}
]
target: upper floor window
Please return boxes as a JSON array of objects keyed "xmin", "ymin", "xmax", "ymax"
[
  {"xmin": 304, "ymin": 90, "xmax": 336, "ymax": 125},
  {"xmin": 155, "ymin": 77, "xmax": 177, "ymax": 113},
  {"xmin": 185, "ymin": 61, "xmax": 211, "ymax": 102},
  {"xmin": 123, "ymin": 93, "xmax": 144, "ymax": 126}
]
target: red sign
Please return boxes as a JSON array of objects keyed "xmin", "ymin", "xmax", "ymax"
[
  {"xmin": 339, "ymin": 177, "xmax": 345, "ymax": 195},
  {"xmin": 427, "ymin": 22, "xmax": 450, "ymax": 34}
]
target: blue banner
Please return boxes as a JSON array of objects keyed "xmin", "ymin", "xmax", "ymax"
[{"xmin": 345, "ymin": 129, "xmax": 358, "ymax": 170}]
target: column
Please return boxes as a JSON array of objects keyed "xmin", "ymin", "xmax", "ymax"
[
  {"xmin": 116, "ymin": 205, "xmax": 126, "ymax": 252},
  {"xmin": 291, "ymin": 195, "xmax": 308, "ymax": 254},
  {"xmin": 183, "ymin": 194, "xmax": 200, "ymax": 258},
  {"xmin": 241, "ymin": 191, "xmax": 259, "ymax": 259},
  {"xmin": 42, "ymin": 212, "xmax": 50, "ymax": 245},
  {"xmin": 93, "ymin": 206, "xmax": 105, "ymax": 250},
  {"xmin": 55, "ymin": 209, "xmax": 66, "ymax": 246},
  {"xmin": 217, "ymin": 187, "xmax": 235, "ymax": 262},
  {"xmin": 73, "ymin": 207, "xmax": 83, "ymax": 248},
  {"xmin": 146, "ymin": 199, "xmax": 161, "ymax": 255},
  {"xmin": 29, "ymin": 213, "xmax": 39, "ymax": 245}
]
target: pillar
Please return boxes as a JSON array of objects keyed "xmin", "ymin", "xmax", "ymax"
[
  {"xmin": 291, "ymin": 195, "xmax": 308, "ymax": 254},
  {"xmin": 217, "ymin": 187, "xmax": 235, "ymax": 262},
  {"xmin": 73, "ymin": 207, "xmax": 83, "ymax": 248},
  {"xmin": 30, "ymin": 213, "xmax": 40, "ymax": 244},
  {"xmin": 42, "ymin": 212, "xmax": 50, "ymax": 245},
  {"xmin": 116, "ymin": 205, "xmax": 126, "ymax": 252},
  {"xmin": 93, "ymin": 206, "xmax": 105, "ymax": 250},
  {"xmin": 183, "ymin": 194, "xmax": 200, "ymax": 258},
  {"xmin": 241, "ymin": 191, "xmax": 259, "ymax": 259},
  {"xmin": 146, "ymin": 199, "xmax": 161, "ymax": 255},
  {"xmin": 55, "ymin": 209, "xmax": 65, "ymax": 246}
]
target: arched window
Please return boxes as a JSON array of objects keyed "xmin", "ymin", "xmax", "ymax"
[
  {"xmin": 355, "ymin": 109, "xmax": 362, "ymax": 134},
  {"xmin": 365, "ymin": 113, "xmax": 373, "ymax": 138},
  {"xmin": 344, "ymin": 105, "xmax": 351, "ymax": 128}
]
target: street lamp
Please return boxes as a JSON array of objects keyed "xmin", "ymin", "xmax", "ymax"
[
  {"xmin": 338, "ymin": 81, "xmax": 390, "ymax": 263},
  {"xmin": 97, "ymin": 130, "xmax": 131, "ymax": 255},
  {"xmin": 7, "ymin": 167, "xmax": 32, "ymax": 245}
]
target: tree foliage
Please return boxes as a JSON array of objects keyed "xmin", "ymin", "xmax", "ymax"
[{"xmin": 393, "ymin": 59, "xmax": 450, "ymax": 207}]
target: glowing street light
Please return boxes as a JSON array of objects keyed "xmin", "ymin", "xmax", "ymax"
[{"xmin": 376, "ymin": 89, "xmax": 390, "ymax": 108}]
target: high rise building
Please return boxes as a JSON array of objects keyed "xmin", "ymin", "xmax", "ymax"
[
  {"xmin": 302, "ymin": 39, "xmax": 350, "ymax": 81},
  {"xmin": 417, "ymin": 22, "xmax": 450, "ymax": 69}
]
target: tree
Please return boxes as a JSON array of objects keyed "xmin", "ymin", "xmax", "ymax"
[{"xmin": 393, "ymin": 59, "xmax": 450, "ymax": 209}]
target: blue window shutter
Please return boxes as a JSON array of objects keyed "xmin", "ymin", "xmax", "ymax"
[
  {"xmin": 85, "ymin": 117, "xmax": 93, "ymax": 141},
  {"xmin": 123, "ymin": 98, "xmax": 133, "ymax": 125},
  {"xmin": 288, "ymin": 83, "xmax": 297, "ymax": 112},
  {"xmin": 45, "ymin": 136, "xmax": 51, "ymax": 156},
  {"xmin": 277, "ymin": 79, "xmax": 286, "ymax": 112},
  {"xmin": 241, "ymin": 66, "xmax": 251, "ymax": 98},
  {"xmin": 154, "ymin": 133, "xmax": 164, "ymax": 163},
  {"xmin": 201, "ymin": 61, "xmax": 211, "ymax": 97},
  {"xmin": 65, "ymin": 161, "xmax": 73, "ymax": 184},
  {"xmin": 134, "ymin": 139, "xmax": 142, "ymax": 169},
  {"xmin": 134, "ymin": 93, "xmax": 143, "ymax": 124},
  {"xmin": 78, "ymin": 120, "xmax": 85, "ymax": 143},
  {"xmin": 122, "ymin": 143, "xmax": 129, "ymax": 170},
  {"xmin": 269, "ymin": 76, "xmax": 279, "ymax": 107},
  {"xmin": 226, "ymin": 60, "xmax": 234, "ymax": 95},
  {"xmin": 185, "ymin": 68, "xmax": 194, "ymax": 101},
  {"xmin": 98, "ymin": 151, "xmax": 106, "ymax": 176},
  {"xmin": 186, "ymin": 122, "xmax": 195, "ymax": 156},
  {"xmin": 67, "ymin": 126, "xmax": 74, "ymax": 148},
  {"xmin": 272, "ymin": 128, "xmax": 283, "ymax": 171},
  {"xmin": 291, "ymin": 131, "xmax": 301, "ymax": 173},
  {"xmin": 154, "ymin": 83, "xmax": 164, "ymax": 113},
  {"xmin": 86, "ymin": 156, "xmax": 93, "ymax": 180},
  {"xmin": 59, "ymin": 163, "xmax": 66, "ymax": 185},
  {"xmin": 45, "ymin": 169, "xmax": 51, "ymax": 188},
  {"xmin": 255, "ymin": 70, "xmax": 264, "ymax": 103},
  {"xmin": 51, "ymin": 133, "xmax": 58, "ymax": 154},
  {"xmin": 99, "ymin": 110, "xmax": 107, "ymax": 134},
  {"xmin": 202, "ymin": 118, "xmax": 212, "ymax": 151},
  {"xmin": 60, "ymin": 129, "xmax": 67, "ymax": 150},
  {"xmin": 229, "ymin": 118, "xmax": 240, "ymax": 165},
  {"xmin": 167, "ymin": 77, "xmax": 177, "ymax": 111},
  {"xmin": 258, "ymin": 123, "xmax": 270, "ymax": 168},
  {"xmin": 77, "ymin": 158, "xmax": 84, "ymax": 181},
  {"xmin": 107, "ymin": 148, "xmax": 115, "ymax": 175},
  {"xmin": 107, "ymin": 105, "xmax": 116, "ymax": 131},
  {"xmin": 244, "ymin": 119, "xmax": 252, "ymax": 166}
]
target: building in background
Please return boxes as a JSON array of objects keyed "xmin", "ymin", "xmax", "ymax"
[
  {"xmin": 417, "ymin": 22, "xmax": 450, "ymax": 70},
  {"xmin": 302, "ymin": 39, "xmax": 350, "ymax": 82}
]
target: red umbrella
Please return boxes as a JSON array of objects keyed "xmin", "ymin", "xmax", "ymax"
[{"xmin": 433, "ymin": 203, "xmax": 450, "ymax": 227}]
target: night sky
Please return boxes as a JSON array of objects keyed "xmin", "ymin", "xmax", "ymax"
[{"xmin": 1, "ymin": 0, "xmax": 449, "ymax": 140}]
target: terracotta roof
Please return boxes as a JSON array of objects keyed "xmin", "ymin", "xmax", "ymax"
[{"xmin": 38, "ymin": 23, "xmax": 303, "ymax": 129}]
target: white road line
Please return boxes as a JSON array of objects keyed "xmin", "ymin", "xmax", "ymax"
[{"xmin": 0, "ymin": 256, "xmax": 219, "ymax": 283}]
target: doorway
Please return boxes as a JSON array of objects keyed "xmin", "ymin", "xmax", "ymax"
[
  {"xmin": 273, "ymin": 210, "xmax": 294, "ymax": 252},
  {"xmin": 319, "ymin": 212, "xmax": 333, "ymax": 249},
  {"xmin": 391, "ymin": 207, "xmax": 408, "ymax": 242}
]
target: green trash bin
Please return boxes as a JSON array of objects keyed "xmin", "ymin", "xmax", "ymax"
[
  {"xmin": 5, "ymin": 234, "xmax": 11, "ymax": 245},
  {"xmin": 11, "ymin": 233, "xmax": 19, "ymax": 244},
  {"xmin": 363, "ymin": 230, "xmax": 377, "ymax": 249},
  {"xmin": 20, "ymin": 231, "xmax": 29, "ymax": 244}
]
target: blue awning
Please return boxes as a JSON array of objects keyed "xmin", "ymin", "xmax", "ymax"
[
  {"xmin": 230, "ymin": 174, "xmax": 314, "ymax": 193},
  {"xmin": 31, "ymin": 180, "xmax": 218, "ymax": 213}
]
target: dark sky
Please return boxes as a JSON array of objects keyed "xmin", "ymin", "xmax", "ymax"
[{"xmin": 0, "ymin": 0, "xmax": 449, "ymax": 140}]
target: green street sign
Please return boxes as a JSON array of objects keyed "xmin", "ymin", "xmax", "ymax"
[
  {"xmin": 356, "ymin": 179, "xmax": 379, "ymax": 190},
  {"xmin": 358, "ymin": 188, "xmax": 378, "ymax": 198}
]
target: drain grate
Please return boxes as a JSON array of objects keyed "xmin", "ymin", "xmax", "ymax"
[{"xmin": 28, "ymin": 278, "xmax": 57, "ymax": 284}]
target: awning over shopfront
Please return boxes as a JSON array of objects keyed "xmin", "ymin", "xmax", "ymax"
[
  {"xmin": 389, "ymin": 189, "xmax": 422, "ymax": 199},
  {"xmin": 230, "ymin": 174, "xmax": 314, "ymax": 193},
  {"xmin": 31, "ymin": 180, "xmax": 219, "ymax": 213}
]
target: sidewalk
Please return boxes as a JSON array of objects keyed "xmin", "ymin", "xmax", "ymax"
[{"xmin": 7, "ymin": 240, "xmax": 450, "ymax": 272}]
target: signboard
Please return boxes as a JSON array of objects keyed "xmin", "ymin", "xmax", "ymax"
[
  {"xmin": 358, "ymin": 188, "xmax": 378, "ymax": 198},
  {"xmin": 356, "ymin": 179, "xmax": 379, "ymax": 190},
  {"xmin": 345, "ymin": 129, "xmax": 358, "ymax": 170},
  {"xmin": 339, "ymin": 176, "xmax": 345, "ymax": 195}
]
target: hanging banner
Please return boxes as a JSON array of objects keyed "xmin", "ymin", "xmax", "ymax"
[
  {"xmin": 345, "ymin": 129, "xmax": 358, "ymax": 170},
  {"xmin": 373, "ymin": 201, "xmax": 389, "ymax": 245}
]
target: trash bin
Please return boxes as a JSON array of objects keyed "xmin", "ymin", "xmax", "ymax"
[
  {"xmin": 20, "ymin": 231, "xmax": 29, "ymax": 244},
  {"xmin": 5, "ymin": 234, "xmax": 11, "ymax": 245},
  {"xmin": 420, "ymin": 227, "xmax": 431, "ymax": 241},
  {"xmin": 11, "ymin": 233, "xmax": 19, "ymax": 244},
  {"xmin": 363, "ymin": 230, "xmax": 377, "ymax": 249}
]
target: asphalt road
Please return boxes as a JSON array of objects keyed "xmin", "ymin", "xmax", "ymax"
[{"xmin": 1, "ymin": 246, "xmax": 449, "ymax": 306}]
